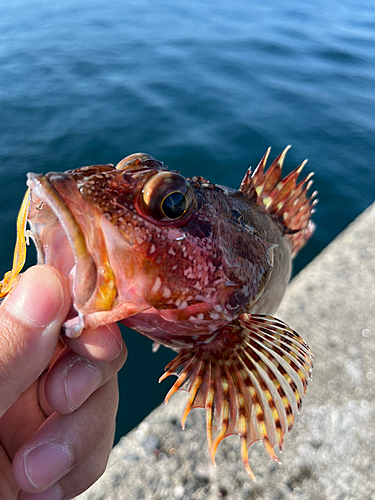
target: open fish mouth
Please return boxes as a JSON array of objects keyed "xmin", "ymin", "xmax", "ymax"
[
  {"xmin": 28, "ymin": 173, "xmax": 98, "ymax": 303},
  {"xmin": 24, "ymin": 171, "xmax": 119, "ymax": 334}
]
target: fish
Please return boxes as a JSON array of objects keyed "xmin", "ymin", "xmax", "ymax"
[{"xmin": 0, "ymin": 146, "xmax": 316, "ymax": 478}]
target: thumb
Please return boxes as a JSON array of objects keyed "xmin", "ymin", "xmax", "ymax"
[{"xmin": 0, "ymin": 265, "xmax": 71, "ymax": 417}]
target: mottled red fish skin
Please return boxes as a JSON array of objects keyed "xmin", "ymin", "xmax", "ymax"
[
  {"xmin": 69, "ymin": 165, "xmax": 229, "ymax": 316},
  {"xmin": 62, "ymin": 163, "xmax": 284, "ymax": 328}
]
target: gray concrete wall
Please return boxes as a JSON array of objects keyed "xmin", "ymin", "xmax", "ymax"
[{"xmin": 77, "ymin": 202, "xmax": 375, "ymax": 500}]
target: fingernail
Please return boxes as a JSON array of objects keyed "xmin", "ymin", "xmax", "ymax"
[
  {"xmin": 6, "ymin": 267, "xmax": 64, "ymax": 328},
  {"xmin": 65, "ymin": 359, "xmax": 101, "ymax": 410},
  {"xmin": 19, "ymin": 483, "xmax": 64, "ymax": 500},
  {"xmin": 24, "ymin": 442, "xmax": 72, "ymax": 490}
]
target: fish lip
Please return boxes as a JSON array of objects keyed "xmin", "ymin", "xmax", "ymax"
[{"xmin": 26, "ymin": 172, "xmax": 98, "ymax": 308}]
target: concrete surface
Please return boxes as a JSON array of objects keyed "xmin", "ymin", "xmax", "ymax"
[{"xmin": 77, "ymin": 202, "xmax": 375, "ymax": 500}]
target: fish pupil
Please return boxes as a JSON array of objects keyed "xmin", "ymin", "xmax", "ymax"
[{"xmin": 162, "ymin": 192, "xmax": 186, "ymax": 219}]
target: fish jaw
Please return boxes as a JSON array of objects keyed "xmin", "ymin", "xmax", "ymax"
[
  {"xmin": 27, "ymin": 172, "xmax": 99, "ymax": 308},
  {"xmin": 26, "ymin": 171, "xmax": 150, "ymax": 336}
]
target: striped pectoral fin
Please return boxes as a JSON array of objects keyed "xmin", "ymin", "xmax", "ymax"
[{"xmin": 159, "ymin": 314, "xmax": 313, "ymax": 479}]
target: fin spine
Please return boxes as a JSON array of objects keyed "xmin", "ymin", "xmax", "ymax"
[{"xmin": 239, "ymin": 147, "xmax": 316, "ymax": 256}]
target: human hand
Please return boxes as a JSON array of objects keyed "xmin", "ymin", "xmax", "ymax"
[{"xmin": 0, "ymin": 265, "xmax": 127, "ymax": 499}]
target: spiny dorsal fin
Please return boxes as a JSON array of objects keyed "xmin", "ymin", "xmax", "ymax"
[
  {"xmin": 239, "ymin": 146, "xmax": 318, "ymax": 256},
  {"xmin": 159, "ymin": 314, "xmax": 313, "ymax": 479}
]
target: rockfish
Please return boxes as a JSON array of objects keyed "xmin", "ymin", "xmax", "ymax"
[{"xmin": 0, "ymin": 147, "xmax": 316, "ymax": 478}]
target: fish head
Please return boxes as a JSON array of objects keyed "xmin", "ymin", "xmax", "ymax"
[{"xmin": 23, "ymin": 153, "xmax": 274, "ymax": 336}]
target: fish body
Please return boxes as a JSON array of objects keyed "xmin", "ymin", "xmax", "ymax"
[
  {"xmin": 1, "ymin": 147, "xmax": 316, "ymax": 478},
  {"xmin": 122, "ymin": 177, "xmax": 292, "ymax": 348}
]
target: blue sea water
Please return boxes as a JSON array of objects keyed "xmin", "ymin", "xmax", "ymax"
[{"xmin": 0, "ymin": 0, "xmax": 374, "ymax": 441}]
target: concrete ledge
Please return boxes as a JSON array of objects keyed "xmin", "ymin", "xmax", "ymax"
[{"xmin": 77, "ymin": 202, "xmax": 375, "ymax": 500}]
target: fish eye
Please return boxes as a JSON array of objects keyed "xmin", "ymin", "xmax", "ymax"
[
  {"xmin": 137, "ymin": 171, "xmax": 196, "ymax": 225},
  {"xmin": 161, "ymin": 191, "xmax": 187, "ymax": 219}
]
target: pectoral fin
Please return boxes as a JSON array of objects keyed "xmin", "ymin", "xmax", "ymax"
[{"xmin": 159, "ymin": 314, "xmax": 313, "ymax": 479}]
